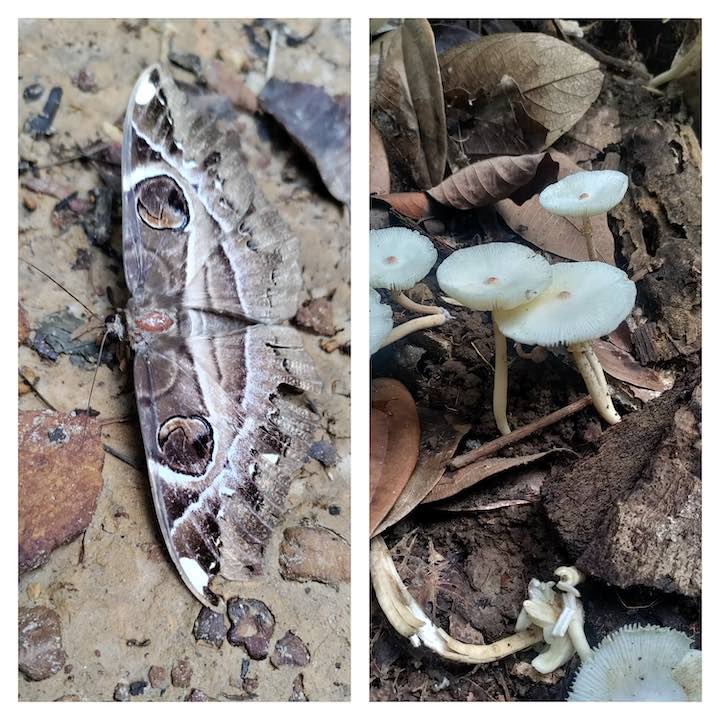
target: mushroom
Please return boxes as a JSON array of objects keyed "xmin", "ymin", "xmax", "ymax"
[
  {"xmin": 495, "ymin": 261, "xmax": 636, "ymax": 425},
  {"xmin": 539, "ymin": 170, "xmax": 628, "ymax": 262},
  {"xmin": 370, "ymin": 536, "xmax": 543, "ymax": 663},
  {"xmin": 568, "ymin": 625, "xmax": 701, "ymax": 701},
  {"xmin": 370, "ymin": 227, "xmax": 445, "ymax": 317},
  {"xmin": 370, "ymin": 287, "xmax": 446, "ymax": 354},
  {"xmin": 436, "ymin": 242, "xmax": 552, "ymax": 435}
]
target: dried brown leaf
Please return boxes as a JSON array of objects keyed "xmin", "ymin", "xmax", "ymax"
[
  {"xmin": 19, "ymin": 411, "xmax": 104, "ymax": 572},
  {"xmin": 401, "ymin": 19, "xmax": 447, "ymax": 186},
  {"xmin": 370, "ymin": 122, "xmax": 391, "ymax": 195},
  {"xmin": 422, "ymin": 449, "xmax": 562, "ymax": 505},
  {"xmin": 259, "ymin": 79, "xmax": 350, "ymax": 207},
  {"xmin": 496, "ymin": 149, "xmax": 616, "ymax": 263},
  {"xmin": 428, "ymin": 152, "xmax": 558, "ymax": 210},
  {"xmin": 440, "ymin": 33, "xmax": 603, "ymax": 151},
  {"xmin": 370, "ymin": 379, "xmax": 421, "ymax": 535},
  {"xmin": 592, "ymin": 339, "xmax": 671, "ymax": 392},
  {"xmin": 373, "ymin": 408, "xmax": 470, "ymax": 536},
  {"xmin": 373, "ymin": 192, "xmax": 432, "ymax": 220}
]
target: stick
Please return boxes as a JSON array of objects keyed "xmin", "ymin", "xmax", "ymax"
[{"xmin": 448, "ymin": 395, "xmax": 593, "ymax": 470}]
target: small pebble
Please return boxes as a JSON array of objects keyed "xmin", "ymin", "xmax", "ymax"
[
  {"xmin": 18, "ymin": 606, "xmax": 67, "ymax": 681},
  {"xmin": 328, "ymin": 505, "xmax": 341, "ymax": 516},
  {"xmin": 171, "ymin": 657, "xmax": 193, "ymax": 688},
  {"xmin": 270, "ymin": 631, "xmax": 311, "ymax": 668},
  {"xmin": 113, "ymin": 681, "xmax": 130, "ymax": 702},
  {"xmin": 193, "ymin": 606, "xmax": 226, "ymax": 648},
  {"xmin": 308, "ymin": 440, "xmax": 338, "ymax": 467},
  {"xmin": 23, "ymin": 83, "xmax": 44, "ymax": 101},
  {"xmin": 289, "ymin": 673, "xmax": 308, "ymax": 701},
  {"xmin": 186, "ymin": 688, "xmax": 209, "ymax": 701},
  {"xmin": 148, "ymin": 665, "xmax": 168, "ymax": 689},
  {"xmin": 129, "ymin": 681, "xmax": 147, "ymax": 696},
  {"xmin": 227, "ymin": 598, "xmax": 275, "ymax": 660},
  {"xmin": 73, "ymin": 69, "xmax": 97, "ymax": 92}
]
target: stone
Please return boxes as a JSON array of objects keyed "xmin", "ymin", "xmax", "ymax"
[
  {"xmin": 18, "ymin": 606, "xmax": 66, "ymax": 681},
  {"xmin": 279, "ymin": 526, "xmax": 350, "ymax": 585},
  {"xmin": 171, "ymin": 657, "xmax": 193, "ymax": 688},
  {"xmin": 270, "ymin": 631, "xmax": 310, "ymax": 668},
  {"xmin": 227, "ymin": 598, "xmax": 275, "ymax": 660},
  {"xmin": 289, "ymin": 673, "xmax": 308, "ymax": 701},
  {"xmin": 113, "ymin": 682, "xmax": 130, "ymax": 702},
  {"xmin": 295, "ymin": 297, "xmax": 335, "ymax": 336},
  {"xmin": 148, "ymin": 665, "xmax": 168, "ymax": 689},
  {"xmin": 193, "ymin": 607, "xmax": 226, "ymax": 648}
]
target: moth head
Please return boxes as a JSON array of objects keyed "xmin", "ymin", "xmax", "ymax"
[{"xmin": 136, "ymin": 175, "xmax": 189, "ymax": 230}]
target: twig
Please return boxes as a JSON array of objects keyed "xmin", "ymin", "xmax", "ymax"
[
  {"xmin": 102, "ymin": 443, "xmax": 141, "ymax": 470},
  {"xmin": 448, "ymin": 395, "xmax": 593, "ymax": 470},
  {"xmin": 571, "ymin": 37, "xmax": 651, "ymax": 80}
]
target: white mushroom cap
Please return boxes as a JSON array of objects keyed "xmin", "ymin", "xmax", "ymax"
[
  {"xmin": 436, "ymin": 243, "xmax": 552, "ymax": 311},
  {"xmin": 494, "ymin": 261, "xmax": 636, "ymax": 347},
  {"xmin": 370, "ymin": 227, "xmax": 437, "ymax": 290},
  {"xmin": 539, "ymin": 170, "xmax": 628, "ymax": 217},
  {"xmin": 370, "ymin": 288, "xmax": 393, "ymax": 354},
  {"xmin": 568, "ymin": 624, "xmax": 699, "ymax": 702}
]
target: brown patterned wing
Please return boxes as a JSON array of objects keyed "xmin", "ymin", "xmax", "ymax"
[
  {"xmin": 134, "ymin": 323, "xmax": 318, "ymax": 607},
  {"xmin": 122, "ymin": 64, "xmax": 301, "ymax": 323}
]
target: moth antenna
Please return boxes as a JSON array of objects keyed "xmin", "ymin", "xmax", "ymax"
[
  {"xmin": 19, "ymin": 257, "xmax": 101, "ymax": 321},
  {"xmin": 86, "ymin": 325, "xmax": 112, "ymax": 419}
]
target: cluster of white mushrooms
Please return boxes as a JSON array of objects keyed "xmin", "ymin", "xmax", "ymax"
[{"xmin": 370, "ymin": 170, "xmax": 637, "ymax": 433}]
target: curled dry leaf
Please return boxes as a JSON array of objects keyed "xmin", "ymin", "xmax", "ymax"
[
  {"xmin": 259, "ymin": 79, "xmax": 350, "ymax": 207},
  {"xmin": 592, "ymin": 339, "xmax": 671, "ymax": 392},
  {"xmin": 428, "ymin": 152, "xmax": 558, "ymax": 210},
  {"xmin": 401, "ymin": 19, "xmax": 447, "ymax": 187},
  {"xmin": 496, "ymin": 149, "xmax": 616, "ymax": 263},
  {"xmin": 373, "ymin": 192, "xmax": 432, "ymax": 220},
  {"xmin": 19, "ymin": 410, "xmax": 105, "ymax": 572},
  {"xmin": 422, "ymin": 449, "xmax": 564, "ymax": 505},
  {"xmin": 370, "ymin": 122, "xmax": 391, "ymax": 195},
  {"xmin": 440, "ymin": 33, "xmax": 603, "ymax": 152},
  {"xmin": 370, "ymin": 379, "xmax": 421, "ymax": 536},
  {"xmin": 373, "ymin": 407, "xmax": 470, "ymax": 536}
]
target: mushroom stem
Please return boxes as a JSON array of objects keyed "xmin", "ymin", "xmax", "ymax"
[
  {"xmin": 392, "ymin": 290, "xmax": 445, "ymax": 317},
  {"xmin": 569, "ymin": 342, "xmax": 621, "ymax": 424},
  {"xmin": 378, "ymin": 313, "xmax": 446, "ymax": 349},
  {"xmin": 370, "ymin": 536, "xmax": 543, "ymax": 663},
  {"xmin": 585, "ymin": 342, "xmax": 609, "ymax": 395},
  {"xmin": 581, "ymin": 216, "xmax": 599, "ymax": 261},
  {"xmin": 568, "ymin": 617, "xmax": 593, "ymax": 663},
  {"xmin": 492, "ymin": 318, "xmax": 511, "ymax": 435}
]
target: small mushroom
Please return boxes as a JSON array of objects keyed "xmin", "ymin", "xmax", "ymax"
[
  {"xmin": 539, "ymin": 170, "xmax": 628, "ymax": 261},
  {"xmin": 495, "ymin": 261, "xmax": 636, "ymax": 425},
  {"xmin": 436, "ymin": 242, "xmax": 552, "ymax": 435},
  {"xmin": 370, "ymin": 227, "xmax": 445, "ymax": 316},
  {"xmin": 568, "ymin": 625, "xmax": 701, "ymax": 701},
  {"xmin": 370, "ymin": 287, "xmax": 446, "ymax": 354}
]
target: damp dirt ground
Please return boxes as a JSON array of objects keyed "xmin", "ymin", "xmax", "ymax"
[{"xmin": 19, "ymin": 18, "xmax": 350, "ymax": 702}]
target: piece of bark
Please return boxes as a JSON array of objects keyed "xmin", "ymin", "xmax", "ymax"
[
  {"xmin": 612, "ymin": 120, "xmax": 701, "ymax": 361},
  {"xmin": 278, "ymin": 526, "xmax": 350, "ymax": 585},
  {"xmin": 543, "ymin": 369, "xmax": 700, "ymax": 596},
  {"xmin": 19, "ymin": 411, "xmax": 105, "ymax": 572}
]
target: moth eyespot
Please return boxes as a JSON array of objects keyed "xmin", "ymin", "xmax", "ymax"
[
  {"xmin": 157, "ymin": 415, "xmax": 214, "ymax": 475},
  {"xmin": 136, "ymin": 176, "xmax": 189, "ymax": 230}
]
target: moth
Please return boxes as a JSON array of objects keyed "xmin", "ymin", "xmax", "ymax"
[{"xmin": 120, "ymin": 64, "xmax": 318, "ymax": 607}]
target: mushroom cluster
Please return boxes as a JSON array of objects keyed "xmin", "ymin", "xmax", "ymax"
[{"xmin": 369, "ymin": 227, "xmax": 449, "ymax": 354}]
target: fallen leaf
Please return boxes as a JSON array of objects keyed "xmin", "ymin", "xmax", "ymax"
[
  {"xmin": 422, "ymin": 449, "xmax": 562, "ymax": 504},
  {"xmin": 370, "ymin": 122, "xmax": 391, "ymax": 195},
  {"xmin": 259, "ymin": 79, "xmax": 350, "ymax": 207},
  {"xmin": 428, "ymin": 152, "xmax": 558, "ymax": 210},
  {"xmin": 496, "ymin": 149, "xmax": 616, "ymax": 263},
  {"xmin": 592, "ymin": 339, "xmax": 671, "ymax": 392},
  {"xmin": 440, "ymin": 33, "xmax": 603, "ymax": 151},
  {"xmin": 373, "ymin": 408, "xmax": 470, "ymax": 536},
  {"xmin": 370, "ymin": 379, "xmax": 421, "ymax": 535},
  {"xmin": 19, "ymin": 410, "xmax": 105, "ymax": 572},
  {"xmin": 401, "ymin": 19, "xmax": 447, "ymax": 186},
  {"xmin": 373, "ymin": 192, "xmax": 432, "ymax": 220},
  {"xmin": 559, "ymin": 105, "xmax": 622, "ymax": 164}
]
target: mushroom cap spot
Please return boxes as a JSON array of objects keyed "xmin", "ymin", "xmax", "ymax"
[
  {"xmin": 369, "ymin": 228, "xmax": 437, "ymax": 290},
  {"xmin": 495, "ymin": 261, "xmax": 636, "ymax": 347},
  {"xmin": 539, "ymin": 170, "xmax": 629, "ymax": 217},
  {"xmin": 436, "ymin": 242, "xmax": 552, "ymax": 311},
  {"xmin": 568, "ymin": 624, "xmax": 697, "ymax": 702},
  {"xmin": 370, "ymin": 288, "xmax": 394, "ymax": 355}
]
